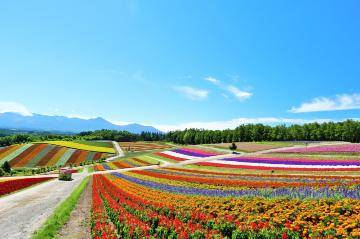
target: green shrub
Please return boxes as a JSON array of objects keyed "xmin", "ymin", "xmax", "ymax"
[
  {"xmin": 2, "ymin": 161, "xmax": 11, "ymax": 174},
  {"xmin": 58, "ymin": 171, "xmax": 72, "ymax": 181},
  {"xmin": 0, "ymin": 168, "xmax": 5, "ymax": 176}
]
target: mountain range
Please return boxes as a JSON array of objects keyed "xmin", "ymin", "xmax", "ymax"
[{"xmin": 0, "ymin": 112, "xmax": 161, "ymax": 134}]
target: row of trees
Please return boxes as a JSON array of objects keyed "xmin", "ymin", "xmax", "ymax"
[
  {"xmin": 0, "ymin": 133, "xmax": 73, "ymax": 147},
  {"xmin": 0, "ymin": 120, "xmax": 359, "ymax": 146},
  {"xmin": 78, "ymin": 130, "xmax": 166, "ymax": 142},
  {"xmin": 165, "ymin": 120, "xmax": 360, "ymax": 144},
  {"xmin": 0, "ymin": 129, "xmax": 166, "ymax": 146}
]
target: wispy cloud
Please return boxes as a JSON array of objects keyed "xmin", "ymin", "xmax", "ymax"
[
  {"xmin": 204, "ymin": 76, "xmax": 220, "ymax": 85},
  {"xmin": 154, "ymin": 117, "xmax": 356, "ymax": 132},
  {"xmin": 226, "ymin": 85, "xmax": 252, "ymax": 101},
  {"xmin": 174, "ymin": 86, "xmax": 209, "ymax": 100},
  {"xmin": 290, "ymin": 93, "xmax": 360, "ymax": 113},
  {"xmin": 0, "ymin": 101, "xmax": 33, "ymax": 116},
  {"xmin": 204, "ymin": 76, "xmax": 252, "ymax": 101}
]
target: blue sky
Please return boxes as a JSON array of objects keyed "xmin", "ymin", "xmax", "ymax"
[{"xmin": 0, "ymin": 0, "xmax": 359, "ymax": 131}]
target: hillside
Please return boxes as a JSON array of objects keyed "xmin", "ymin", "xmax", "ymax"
[{"xmin": 0, "ymin": 142, "xmax": 113, "ymax": 168}]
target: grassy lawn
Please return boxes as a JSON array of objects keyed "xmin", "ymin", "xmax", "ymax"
[{"xmin": 31, "ymin": 176, "xmax": 90, "ymax": 239}]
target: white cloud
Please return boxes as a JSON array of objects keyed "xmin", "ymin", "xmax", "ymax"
[
  {"xmin": 174, "ymin": 86, "xmax": 208, "ymax": 100},
  {"xmin": 110, "ymin": 120, "xmax": 134, "ymax": 126},
  {"xmin": 290, "ymin": 93, "xmax": 360, "ymax": 113},
  {"xmin": 226, "ymin": 85, "xmax": 252, "ymax": 101},
  {"xmin": 204, "ymin": 76, "xmax": 220, "ymax": 85},
  {"xmin": 204, "ymin": 76, "xmax": 253, "ymax": 101},
  {"xmin": 154, "ymin": 117, "xmax": 353, "ymax": 132},
  {"xmin": 0, "ymin": 102, "xmax": 33, "ymax": 116}
]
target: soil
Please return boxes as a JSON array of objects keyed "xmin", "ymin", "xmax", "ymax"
[{"xmin": 58, "ymin": 177, "xmax": 93, "ymax": 239}]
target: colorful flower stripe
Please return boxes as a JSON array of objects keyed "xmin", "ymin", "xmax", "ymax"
[
  {"xmin": 0, "ymin": 145, "xmax": 21, "ymax": 159},
  {"xmin": 173, "ymin": 148, "xmax": 219, "ymax": 157},
  {"xmin": 198, "ymin": 161, "xmax": 360, "ymax": 171},
  {"xmin": 129, "ymin": 170, "xmax": 359, "ymax": 189},
  {"xmin": 0, "ymin": 144, "xmax": 33, "ymax": 165},
  {"xmin": 94, "ymin": 157, "xmax": 155, "ymax": 172},
  {"xmin": 142, "ymin": 168, "xmax": 360, "ymax": 185},
  {"xmin": 91, "ymin": 176, "xmax": 118, "ymax": 239},
  {"xmin": 155, "ymin": 152, "xmax": 188, "ymax": 161},
  {"xmin": 119, "ymin": 142, "xmax": 170, "ymax": 152},
  {"xmin": 46, "ymin": 147, "xmax": 68, "ymax": 166},
  {"xmin": 208, "ymin": 157, "xmax": 360, "ymax": 169},
  {"xmin": 0, "ymin": 143, "xmax": 111, "ymax": 168},
  {"xmin": 56, "ymin": 148, "xmax": 76, "ymax": 166},
  {"xmin": 37, "ymin": 146, "xmax": 62, "ymax": 166},
  {"xmin": 94, "ymin": 175, "xmax": 218, "ymax": 238},
  {"xmin": 0, "ymin": 177, "xmax": 55, "ymax": 196},
  {"xmin": 275, "ymin": 143, "xmax": 360, "ymax": 153},
  {"xmin": 223, "ymin": 156, "xmax": 360, "ymax": 165},
  {"xmin": 26, "ymin": 144, "xmax": 56, "ymax": 167},
  {"xmin": 113, "ymin": 172, "xmax": 360, "ymax": 199},
  {"xmin": 93, "ymin": 173, "xmax": 360, "ymax": 238},
  {"xmin": 11, "ymin": 144, "xmax": 47, "ymax": 167}
]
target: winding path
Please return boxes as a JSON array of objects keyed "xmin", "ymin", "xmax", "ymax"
[{"xmin": 105, "ymin": 141, "xmax": 124, "ymax": 162}]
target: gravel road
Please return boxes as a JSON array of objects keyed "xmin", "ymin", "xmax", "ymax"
[{"xmin": 0, "ymin": 171, "xmax": 87, "ymax": 239}]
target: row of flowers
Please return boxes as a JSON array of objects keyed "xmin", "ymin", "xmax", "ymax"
[
  {"xmin": 274, "ymin": 143, "xmax": 360, "ymax": 154},
  {"xmin": 114, "ymin": 170, "xmax": 360, "ymax": 199},
  {"xmin": 0, "ymin": 143, "xmax": 110, "ymax": 168},
  {"xmin": 156, "ymin": 148, "xmax": 360, "ymax": 171},
  {"xmin": 91, "ymin": 173, "xmax": 360, "ymax": 238},
  {"xmin": 0, "ymin": 177, "xmax": 55, "ymax": 196},
  {"xmin": 94, "ymin": 157, "xmax": 154, "ymax": 171}
]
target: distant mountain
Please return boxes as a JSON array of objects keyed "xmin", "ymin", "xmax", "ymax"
[{"xmin": 0, "ymin": 112, "xmax": 162, "ymax": 134}]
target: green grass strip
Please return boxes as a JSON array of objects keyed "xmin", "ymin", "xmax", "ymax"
[{"xmin": 31, "ymin": 176, "xmax": 90, "ymax": 239}]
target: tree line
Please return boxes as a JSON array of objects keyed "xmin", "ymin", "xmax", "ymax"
[
  {"xmin": 0, "ymin": 120, "xmax": 359, "ymax": 147},
  {"xmin": 0, "ymin": 129, "xmax": 165, "ymax": 147},
  {"xmin": 165, "ymin": 120, "xmax": 360, "ymax": 144}
]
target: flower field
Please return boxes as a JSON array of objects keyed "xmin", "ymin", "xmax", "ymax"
[
  {"xmin": 0, "ymin": 176, "xmax": 55, "ymax": 196},
  {"xmin": 42, "ymin": 140, "xmax": 115, "ymax": 153},
  {"xmin": 206, "ymin": 142, "xmax": 306, "ymax": 152},
  {"xmin": 156, "ymin": 148, "xmax": 221, "ymax": 162},
  {"xmin": 0, "ymin": 143, "xmax": 112, "ymax": 168},
  {"xmin": 94, "ymin": 157, "xmax": 158, "ymax": 171},
  {"xmin": 274, "ymin": 143, "xmax": 360, "ymax": 154},
  {"xmin": 155, "ymin": 148, "xmax": 360, "ymax": 172},
  {"xmin": 119, "ymin": 142, "xmax": 171, "ymax": 152},
  {"xmin": 91, "ymin": 167, "xmax": 360, "ymax": 239}
]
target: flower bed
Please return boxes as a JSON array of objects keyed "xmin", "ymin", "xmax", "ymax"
[
  {"xmin": 275, "ymin": 143, "xmax": 360, "ymax": 154},
  {"xmin": 198, "ymin": 156, "xmax": 360, "ymax": 171},
  {"xmin": 0, "ymin": 177, "xmax": 55, "ymax": 196},
  {"xmin": 0, "ymin": 143, "xmax": 111, "ymax": 168},
  {"xmin": 91, "ymin": 169, "xmax": 360, "ymax": 238},
  {"xmin": 119, "ymin": 142, "xmax": 170, "ymax": 152}
]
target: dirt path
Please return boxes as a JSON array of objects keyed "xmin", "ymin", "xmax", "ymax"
[
  {"xmin": 58, "ymin": 177, "xmax": 93, "ymax": 239},
  {"xmin": 0, "ymin": 171, "xmax": 88, "ymax": 239},
  {"xmin": 105, "ymin": 141, "xmax": 124, "ymax": 162}
]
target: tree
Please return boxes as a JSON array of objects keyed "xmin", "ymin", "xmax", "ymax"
[
  {"xmin": 229, "ymin": 142, "xmax": 237, "ymax": 151},
  {"xmin": 2, "ymin": 161, "xmax": 11, "ymax": 174}
]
